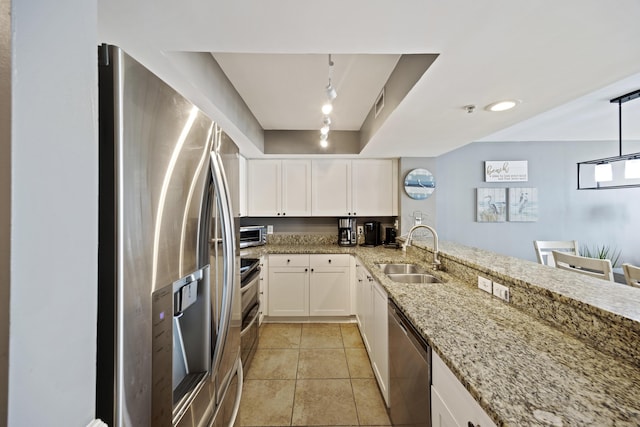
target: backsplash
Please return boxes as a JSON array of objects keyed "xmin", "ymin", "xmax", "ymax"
[{"xmin": 267, "ymin": 233, "xmax": 337, "ymax": 246}]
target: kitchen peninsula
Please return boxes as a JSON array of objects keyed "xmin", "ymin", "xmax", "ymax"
[{"xmin": 248, "ymin": 236, "xmax": 640, "ymax": 426}]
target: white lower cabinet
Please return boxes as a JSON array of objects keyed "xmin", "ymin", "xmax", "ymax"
[
  {"xmin": 309, "ymin": 254, "xmax": 351, "ymax": 316},
  {"xmin": 431, "ymin": 350, "xmax": 496, "ymax": 427},
  {"xmin": 268, "ymin": 255, "xmax": 309, "ymax": 317},
  {"xmin": 371, "ymin": 279, "xmax": 389, "ymax": 404},
  {"xmin": 354, "ymin": 258, "xmax": 389, "ymax": 406},
  {"xmin": 431, "ymin": 387, "xmax": 458, "ymax": 427},
  {"xmin": 267, "ymin": 254, "xmax": 350, "ymax": 317},
  {"xmin": 258, "ymin": 255, "xmax": 268, "ymax": 325}
]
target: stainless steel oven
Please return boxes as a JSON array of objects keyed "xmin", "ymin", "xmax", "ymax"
[{"xmin": 240, "ymin": 258, "xmax": 261, "ymax": 371}]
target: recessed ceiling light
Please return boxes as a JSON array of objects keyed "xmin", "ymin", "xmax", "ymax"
[{"xmin": 485, "ymin": 99, "xmax": 520, "ymax": 112}]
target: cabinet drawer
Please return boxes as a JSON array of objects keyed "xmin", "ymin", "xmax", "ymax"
[
  {"xmin": 309, "ymin": 254, "xmax": 350, "ymax": 268},
  {"xmin": 269, "ymin": 254, "xmax": 309, "ymax": 267}
]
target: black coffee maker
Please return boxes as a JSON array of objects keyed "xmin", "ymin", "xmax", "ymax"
[{"xmin": 362, "ymin": 221, "xmax": 381, "ymax": 247}]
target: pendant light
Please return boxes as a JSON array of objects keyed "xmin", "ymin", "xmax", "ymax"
[{"xmin": 577, "ymin": 88, "xmax": 640, "ymax": 190}]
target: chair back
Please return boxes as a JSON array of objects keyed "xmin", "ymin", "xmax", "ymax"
[
  {"xmin": 552, "ymin": 250, "xmax": 613, "ymax": 281},
  {"xmin": 622, "ymin": 263, "xmax": 640, "ymax": 288},
  {"xmin": 534, "ymin": 240, "xmax": 579, "ymax": 267}
]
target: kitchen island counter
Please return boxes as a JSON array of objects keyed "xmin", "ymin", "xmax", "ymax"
[{"xmin": 247, "ymin": 240, "xmax": 640, "ymax": 426}]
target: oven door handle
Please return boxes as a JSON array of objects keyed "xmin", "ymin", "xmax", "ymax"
[
  {"xmin": 240, "ymin": 302, "xmax": 260, "ymax": 337},
  {"xmin": 241, "ymin": 271, "xmax": 260, "ymax": 295}
]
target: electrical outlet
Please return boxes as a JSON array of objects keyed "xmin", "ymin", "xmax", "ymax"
[
  {"xmin": 267, "ymin": 225, "xmax": 274, "ymax": 234},
  {"xmin": 492, "ymin": 282, "xmax": 510, "ymax": 302},
  {"xmin": 477, "ymin": 276, "xmax": 492, "ymax": 294},
  {"xmin": 357, "ymin": 226, "xmax": 364, "ymax": 235}
]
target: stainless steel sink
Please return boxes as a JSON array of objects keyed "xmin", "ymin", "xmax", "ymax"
[
  {"xmin": 375, "ymin": 263, "xmax": 427, "ymax": 274},
  {"xmin": 386, "ymin": 273, "xmax": 443, "ymax": 284}
]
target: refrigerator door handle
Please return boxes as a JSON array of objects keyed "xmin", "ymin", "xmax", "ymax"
[
  {"xmin": 227, "ymin": 358, "xmax": 243, "ymax": 427},
  {"xmin": 208, "ymin": 132, "xmax": 237, "ymax": 380}
]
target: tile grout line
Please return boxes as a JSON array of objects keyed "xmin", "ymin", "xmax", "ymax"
[
  {"xmin": 289, "ymin": 324, "xmax": 302, "ymax": 427},
  {"xmin": 343, "ymin": 324, "xmax": 363, "ymax": 427}
]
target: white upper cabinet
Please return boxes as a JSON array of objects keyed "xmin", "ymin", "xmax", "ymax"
[
  {"xmin": 247, "ymin": 159, "xmax": 311, "ymax": 217},
  {"xmin": 238, "ymin": 154, "xmax": 247, "ymax": 217},
  {"xmin": 352, "ymin": 159, "xmax": 396, "ymax": 217},
  {"xmin": 281, "ymin": 160, "xmax": 313, "ymax": 216},
  {"xmin": 311, "ymin": 159, "xmax": 352, "ymax": 216},
  {"xmin": 312, "ymin": 159, "xmax": 397, "ymax": 217},
  {"xmin": 248, "ymin": 158, "xmax": 396, "ymax": 217}
]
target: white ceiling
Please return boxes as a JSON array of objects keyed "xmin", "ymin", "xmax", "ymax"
[
  {"xmin": 212, "ymin": 53, "xmax": 401, "ymax": 131},
  {"xmin": 98, "ymin": 0, "xmax": 640, "ymax": 157}
]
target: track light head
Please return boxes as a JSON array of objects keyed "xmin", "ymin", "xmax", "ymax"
[{"xmin": 326, "ymin": 82, "xmax": 337, "ymax": 101}]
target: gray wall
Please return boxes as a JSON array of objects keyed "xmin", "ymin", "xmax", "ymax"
[
  {"xmin": 0, "ymin": 0, "xmax": 10, "ymax": 421},
  {"xmin": 10, "ymin": 0, "xmax": 98, "ymax": 425},
  {"xmin": 398, "ymin": 158, "xmax": 438, "ymax": 237},
  {"xmin": 435, "ymin": 140, "xmax": 640, "ymax": 265}
]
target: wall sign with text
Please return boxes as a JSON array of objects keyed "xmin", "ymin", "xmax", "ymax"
[{"xmin": 485, "ymin": 160, "xmax": 528, "ymax": 182}]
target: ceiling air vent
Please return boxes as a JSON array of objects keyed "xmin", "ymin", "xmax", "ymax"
[{"xmin": 375, "ymin": 88, "xmax": 385, "ymax": 118}]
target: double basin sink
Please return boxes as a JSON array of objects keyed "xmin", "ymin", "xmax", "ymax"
[{"xmin": 375, "ymin": 263, "xmax": 442, "ymax": 284}]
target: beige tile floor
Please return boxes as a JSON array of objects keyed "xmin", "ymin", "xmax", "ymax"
[{"xmin": 240, "ymin": 323, "xmax": 391, "ymax": 427}]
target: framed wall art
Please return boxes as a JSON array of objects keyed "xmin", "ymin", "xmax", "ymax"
[
  {"xmin": 508, "ymin": 187, "xmax": 538, "ymax": 222},
  {"xmin": 476, "ymin": 188, "xmax": 506, "ymax": 222}
]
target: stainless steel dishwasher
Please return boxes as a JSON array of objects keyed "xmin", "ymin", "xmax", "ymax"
[{"xmin": 388, "ymin": 299, "xmax": 431, "ymax": 427}]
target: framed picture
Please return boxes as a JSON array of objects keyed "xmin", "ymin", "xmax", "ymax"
[
  {"xmin": 485, "ymin": 160, "xmax": 528, "ymax": 182},
  {"xmin": 476, "ymin": 188, "xmax": 506, "ymax": 222},
  {"xmin": 508, "ymin": 187, "xmax": 538, "ymax": 222}
]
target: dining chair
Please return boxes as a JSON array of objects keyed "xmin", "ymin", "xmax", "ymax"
[
  {"xmin": 551, "ymin": 250, "xmax": 613, "ymax": 281},
  {"xmin": 534, "ymin": 240, "xmax": 579, "ymax": 267},
  {"xmin": 622, "ymin": 263, "xmax": 640, "ymax": 288}
]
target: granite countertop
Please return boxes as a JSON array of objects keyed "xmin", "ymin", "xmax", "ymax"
[{"xmin": 249, "ymin": 241, "xmax": 640, "ymax": 426}]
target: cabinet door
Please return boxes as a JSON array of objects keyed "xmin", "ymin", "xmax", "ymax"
[
  {"xmin": 247, "ymin": 159, "xmax": 281, "ymax": 216},
  {"xmin": 281, "ymin": 160, "xmax": 312, "ymax": 216},
  {"xmin": 311, "ymin": 159, "xmax": 352, "ymax": 216},
  {"xmin": 355, "ymin": 263, "xmax": 366, "ymax": 329},
  {"xmin": 309, "ymin": 267, "xmax": 350, "ymax": 316},
  {"xmin": 238, "ymin": 154, "xmax": 247, "ymax": 217},
  {"xmin": 361, "ymin": 276, "xmax": 374, "ymax": 354},
  {"xmin": 431, "ymin": 387, "xmax": 459, "ymax": 427},
  {"xmin": 268, "ymin": 267, "xmax": 309, "ymax": 316},
  {"xmin": 258, "ymin": 256, "xmax": 268, "ymax": 325},
  {"xmin": 352, "ymin": 159, "xmax": 394, "ymax": 216},
  {"xmin": 432, "ymin": 350, "xmax": 497, "ymax": 427},
  {"xmin": 371, "ymin": 280, "xmax": 389, "ymax": 406}
]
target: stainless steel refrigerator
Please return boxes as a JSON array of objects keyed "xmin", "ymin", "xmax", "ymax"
[{"xmin": 97, "ymin": 45, "xmax": 242, "ymax": 427}]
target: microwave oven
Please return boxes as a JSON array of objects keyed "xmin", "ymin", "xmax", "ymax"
[{"xmin": 239, "ymin": 225, "xmax": 267, "ymax": 248}]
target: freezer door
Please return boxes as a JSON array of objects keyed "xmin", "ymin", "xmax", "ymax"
[{"xmin": 97, "ymin": 45, "xmax": 215, "ymax": 427}]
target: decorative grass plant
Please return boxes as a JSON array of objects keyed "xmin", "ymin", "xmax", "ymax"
[{"xmin": 581, "ymin": 244, "xmax": 622, "ymax": 268}]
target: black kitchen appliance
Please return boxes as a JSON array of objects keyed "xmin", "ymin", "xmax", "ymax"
[
  {"xmin": 362, "ymin": 221, "xmax": 381, "ymax": 247},
  {"xmin": 384, "ymin": 227, "xmax": 397, "ymax": 245},
  {"xmin": 338, "ymin": 218, "xmax": 357, "ymax": 246}
]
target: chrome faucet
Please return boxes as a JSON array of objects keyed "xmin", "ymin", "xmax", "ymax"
[{"xmin": 402, "ymin": 224, "xmax": 441, "ymax": 269}]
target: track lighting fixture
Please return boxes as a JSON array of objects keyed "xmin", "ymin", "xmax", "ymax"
[{"xmin": 319, "ymin": 54, "xmax": 337, "ymax": 148}]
